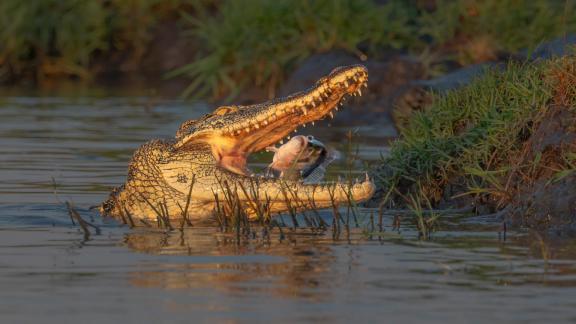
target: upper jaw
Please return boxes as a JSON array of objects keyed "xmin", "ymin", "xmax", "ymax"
[
  {"xmin": 210, "ymin": 65, "xmax": 365, "ymax": 146},
  {"xmin": 174, "ymin": 64, "xmax": 368, "ymax": 161}
]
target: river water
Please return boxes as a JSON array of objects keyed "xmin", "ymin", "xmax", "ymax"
[{"xmin": 1, "ymin": 95, "xmax": 576, "ymax": 323}]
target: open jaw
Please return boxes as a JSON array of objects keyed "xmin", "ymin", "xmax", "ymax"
[{"xmin": 176, "ymin": 65, "xmax": 368, "ymax": 175}]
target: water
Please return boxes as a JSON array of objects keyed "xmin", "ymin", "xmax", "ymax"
[{"xmin": 1, "ymin": 96, "xmax": 576, "ymax": 323}]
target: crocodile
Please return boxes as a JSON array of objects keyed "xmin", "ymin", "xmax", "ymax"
[{"xmin": 100, "ymin": 65, "xmax": 375, "ymax": 223}]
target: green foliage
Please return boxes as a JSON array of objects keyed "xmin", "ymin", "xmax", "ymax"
[
  {"xmin": 1, "ymin": 0, "xmax": 574, "ymax": 96},
  {"xmin": 378, "ymin": 56, "xmax": 576, "ymax": 208},
  {"xmin": 0, "ymin": 0, "xmax": 109, "ymax": 79},
  {"xmin": 175, "ymin": 0, "xmax": 576, "ymax": 100},
  {"xmin": 0, "ymin": 0, "xmax": 190, "ymax": 81},
  {"xmin": 420, "ymin": 0, "xmax": 576, "ymax": 63},
  {"xmin": 169, "ymin": 0, "xmax": 417, "ymax": 100}
]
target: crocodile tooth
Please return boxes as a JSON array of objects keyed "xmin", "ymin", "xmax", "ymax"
[
  {"xmin": 357, "ymin": 89, "xmax": 362, "ymax": 96},
  {"xmin": 287, "ymin": 135, "xmax": 291, "ymax": 140},
  {"xmin": 311, "ymin": 121, "xmax": 315, "ymax": 126},
  {"xmin": 329, "ymin": 112, "xmax": 334, "ymax": 119},
  {"xmin": 344, "ymin": 81, "xmax": 349, "ymax": 87},
  {"xmin": 303, "ymin": 123, "xmax": 306, "ymax": 128},
  {"xmin": 264, "ymin": 120, "xmax": 269, "ymax": 125},
  {"xmin": 279, "ymin": 139, "xmax": 283, "ymax": 144},
  {"xmin": 301, "ymin": 107, "xmax": 307, "ymax": 115},
  {"xmin": 294, "ymin": 129, "xmax": 297, "ymax": 133},
  {"xmin": 335, "ymin": 106, "xmax": 339, "ymax": 111},
  {"xmin": 254, "ymin": 124, "xmax": 260, "ymax": 129}
]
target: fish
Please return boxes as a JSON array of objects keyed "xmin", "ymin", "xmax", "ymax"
[{"xmin": 265, "ymin": 135, "xmax": 339, "ymax": 183}]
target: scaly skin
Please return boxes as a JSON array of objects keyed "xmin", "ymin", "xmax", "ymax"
[{"xmin": 101, "ymin": 65, "xmax": 375, "ymax": 222}]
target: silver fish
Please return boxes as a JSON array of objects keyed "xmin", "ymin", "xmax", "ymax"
[{"xmin": 266, "ymin": 135, "xmax": 339, "ymax": 182}]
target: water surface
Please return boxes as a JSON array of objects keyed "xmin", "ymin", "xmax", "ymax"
[{"xmin": 1, "ymin": 96, "xmax": 576, "ymax": 323}]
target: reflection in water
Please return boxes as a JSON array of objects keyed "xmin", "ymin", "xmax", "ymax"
[
  {"xmin": 124, "ymin": 228, "xmax": 338, "ymax": 299},
  {"xmin": 122, "ymin": 225, "xmax": 576, "ymax": 296}
]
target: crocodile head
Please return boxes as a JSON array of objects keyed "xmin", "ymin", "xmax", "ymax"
[{"xmin": 174, "ymin": 65, "xmax": 368, "ymax": 175}]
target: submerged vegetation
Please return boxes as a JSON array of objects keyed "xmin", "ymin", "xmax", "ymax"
[
  {"xmin": 1, "ymin": 0, "xmax": 574, "ymax": 99},
  {"xmin": 375, "ymin": 55, "xmax": 576, "ymax": 227}
]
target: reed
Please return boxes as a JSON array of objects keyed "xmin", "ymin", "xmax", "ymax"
[{"xmin": 66, "ymin": 201, "xmax": 101, "ymax": 241}]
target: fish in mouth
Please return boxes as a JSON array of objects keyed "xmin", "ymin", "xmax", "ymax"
[
  {"xmin": 101, "ymin": 64, "xmax": 375, "ymax": 222},
  {"xmin": 266, "ymin": 135, "xmax": 339, "ymax": 182}
]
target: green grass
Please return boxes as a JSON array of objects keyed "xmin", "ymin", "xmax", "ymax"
[
  {"xmin": 0, "ymin": 0, "xmax": 108, "ymax": 80},
  {"xmin": 168, "ymin": 0, "xmax": 417, "ymax": 100},
  {"xmin": 375, "ymin": 54, "xmax": 576, "ymax": 211},
  {"xmin": 172, "ymin": 0, "xmax": 576, "ymax": 100},
  {"xmin": 1, "ymin": 0, "xmax": 574, "ymax": 99},
  {"xmin": 0, "ymin": 0, "xmax": 190, "ymax": 82},
  {"xmin": 420, "ymin": 0, "xmax": 576, "ymax": 64}
]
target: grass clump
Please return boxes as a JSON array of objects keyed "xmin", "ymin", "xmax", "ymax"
[{"xmin": 376, "ymin": 54, "xmax": 576, "ymax": 214}]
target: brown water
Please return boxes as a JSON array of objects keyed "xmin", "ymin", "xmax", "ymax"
[{"xmin": 1, "ymin": 96, "xmax": 576, "ymax": 323}]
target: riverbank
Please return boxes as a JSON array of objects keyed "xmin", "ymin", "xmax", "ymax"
[{"xmin": 371, "ymin": 55, "xmax": 576, "ymax": 234}]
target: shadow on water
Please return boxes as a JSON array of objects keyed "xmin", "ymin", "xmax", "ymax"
[{"xmin": 1, "ymin": 95, "xmax": 576, "ymax": 322}]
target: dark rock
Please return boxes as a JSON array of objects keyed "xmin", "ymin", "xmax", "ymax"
[
  {"xmin": 415, "ymin": 62, "xmax": 502, "ymax": 92},
  {"xmin": 521, "ymin": 34, "xmax": 576, "ymax": 60},
  {"xmin": 279, "ymin": 50, "xmax": 424, "ymax": 127},
  {"xmin": 279, "ymin": 51, "xmax": 363, "ymax": 97}
]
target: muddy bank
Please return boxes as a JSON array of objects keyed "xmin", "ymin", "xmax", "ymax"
[{"xmin": 509, "ymin": 107, "xmax": 576, "ymax": 232}]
